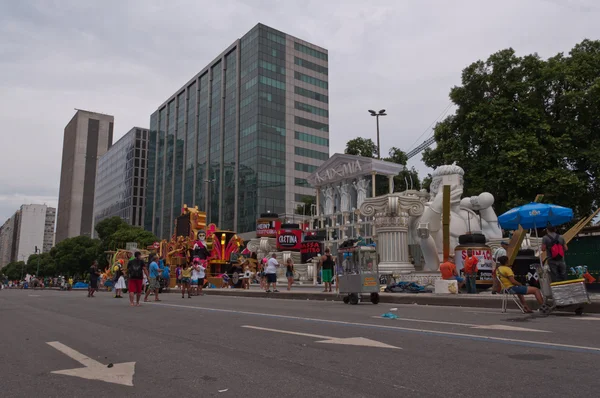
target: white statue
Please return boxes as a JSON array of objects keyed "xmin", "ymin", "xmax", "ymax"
[
  {"xmin": 337, "ymin": 182, "xmax": 351, "ymax": 212},
  {"xmin": 353, "ymin": 178, "xmax": 369, "ymax": 208},
  {"xmin": 409, "ymin": 164, "xmax": 502, "ymax": 271},
  {"xmin": 324, "ymin": 186, "xmax": 334, "ymax": 215}
]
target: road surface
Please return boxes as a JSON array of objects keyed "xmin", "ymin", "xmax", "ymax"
[{"xmin": 1, "ymin": 289, "xmax": 599, "ymax": 397}]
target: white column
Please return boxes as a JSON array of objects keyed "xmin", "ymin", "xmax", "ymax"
[
  {"xmin": 315, "ymin": 187, "xmax": 320, "ymax": 217},
  {"xmin": 388, "ymin": 175, "xmax": 394, "ymax": 193},
  {"xmin": 371, "ymin": 172, "xmax": 376, "ymax": 197}
]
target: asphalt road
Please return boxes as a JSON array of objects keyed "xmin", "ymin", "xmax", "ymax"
[{"xmin": 1, "ymin": 289, "xmax": 599, "ymax": 397}]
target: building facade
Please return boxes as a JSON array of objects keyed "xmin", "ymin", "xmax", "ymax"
[
  {"xmin": 56, "ymin": 109, "xmax": 114, "ymax": 242},
  {"xmin": 145, "ymin": 23, "xmax": 329, "ymax": 238},
  {"xmin": 93, "ymin": 127, "xmax": 149, "ymax": 235},
  {"xmin": 0, "ymin": 205, "xmax": 56, "ymax": 268}
]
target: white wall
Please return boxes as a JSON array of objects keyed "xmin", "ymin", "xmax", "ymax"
[{"xmin": 17, "ymin": 205, "xmax": 47, "ymax": 264}]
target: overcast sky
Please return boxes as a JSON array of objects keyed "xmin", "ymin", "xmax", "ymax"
[{"xmin": 0, "ymin": 0, "xmax": 598, "ymax": 222}]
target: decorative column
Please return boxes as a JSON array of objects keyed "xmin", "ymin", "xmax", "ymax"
[
  {"xmin": 371, "ymin": 171, "xmax": 377, "ymax": 197},
  {"xmin": 360, "ymin": 194, "xmax": 425, "ymax": 274},
  {"xmin": 388, "ymin": 175, "xmax": 394, "ymax": 193},
  {"xmin": 315, "ymin": 187, "xmax": 321, "ymax": 217}
]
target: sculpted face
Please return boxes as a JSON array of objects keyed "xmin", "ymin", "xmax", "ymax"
[{"xmin": 197, "ymin": 231, "xmax": 206, "ymax": 241}]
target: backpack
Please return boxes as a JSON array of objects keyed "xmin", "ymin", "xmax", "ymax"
[
  {"xmin": 129, "ymin": 260, "xmax": 143, "ymax": 279},
  {"xmin": 550, "ymin": 235, "xmax": 565, "ymax": 260}
]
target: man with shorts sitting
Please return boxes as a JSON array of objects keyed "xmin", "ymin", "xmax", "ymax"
[
  {"xmin": 496, "ymin": 256, "xmax": 543, "ymax": 313},
  {"xmin": 439, "ymin": 254, "xmax": 465, "ymax": 291}
]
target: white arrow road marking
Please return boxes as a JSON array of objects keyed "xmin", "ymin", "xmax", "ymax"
[
  {"xmin": 373, "ymin": 316, "xmax": 550, "ymax": 332},
  {"xmin": 47, "ymin": 342, "xmax": 135, "ymax": 386},
  {"xmin": 242, "ymin": 325, "xmax": 401, "ymax": 349}
]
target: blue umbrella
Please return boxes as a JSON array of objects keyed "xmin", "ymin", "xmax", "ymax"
[{"xmin": 498, "ymin": 202, "xmax": 573, "ymax": 230}]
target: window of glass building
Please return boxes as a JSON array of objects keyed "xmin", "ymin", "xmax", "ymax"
[
  {"xmin": 294, "ymin": 131, "xmax": 328, "ymax": 147},
  {"xmin": 294, "ymin": 57, "xmax": 328, "ymax": 75},
  {"xmin": 294, "ymin": 101, "xmax": 328, "ymax": 118},
  {"xmin": 295, "ymin": 147, "xmax": 329, "ymax": 161},
  {"xmin": 295, "ymin": 162, "xmax": 318, "ymax": 173},
  {"xmin": 294, "ymin": 42, "xmax": 328, "ymax": 61},
  {"xmin": 295, "ymin": 116, "xmax": 329, "ymax": 132},
  {"xmin": 294, "ymin": 86, "xmax": 328, "ymax": 103},
  {"xmin": 295, "ymin": 178, "xmax": 310, "ymax": 187},
  {"xmin": 294, "ymin": 71, "xmax": 328, "ymax": 89}
]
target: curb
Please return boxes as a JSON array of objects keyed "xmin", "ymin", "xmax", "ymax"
[{"xmin": 199, "ymin": 289, "xmax": 600, "ymax": 313}]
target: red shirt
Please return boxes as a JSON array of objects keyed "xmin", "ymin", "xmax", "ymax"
[
  {"xmin": 463, "ymin": 256, "xmax": 479, "ymax": 274},
  {"xmin": 440, "ymin": 262, "xmax": 456, "ymax": 280}
]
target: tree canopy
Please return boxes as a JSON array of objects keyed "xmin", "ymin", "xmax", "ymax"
[
  {"xmin": 94, "ymin": 217, "xmax": 158, "ymax": 266},
  {"xmin": 422, "ymin": 39, "xmax": 600, "ymax": 217},
  {"xmin": 344, "ymin": 137, "xmax": 378, "ymax": 158},
  {"xmin": 49, "ymin": 235, "xmax": 102, "ymax": 277}
]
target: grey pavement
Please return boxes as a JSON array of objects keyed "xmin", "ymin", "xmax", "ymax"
[{"xmin": 1, "ymin": 289, "xmax": 599, "ymax": 397}]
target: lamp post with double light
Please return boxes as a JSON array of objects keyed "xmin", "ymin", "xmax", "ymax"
[{"xmin": 368, "ymin": 109, "xmax": 387, "ymax": 159}]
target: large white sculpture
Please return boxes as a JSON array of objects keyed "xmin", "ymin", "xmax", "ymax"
[
  {"xmin": 410, "ymin": 165, "xmax": 502, "ymax": 271},
  {"xmin": 337, "ymin": 182, "xmax": 351, "ymax": 212},
  {"xmin": 353, "ymin": 178, "xmax": 369, "ymax": 208},
  {"xmin": 324, "ymin": 186, "xmax": 334, "ymax": 215}
]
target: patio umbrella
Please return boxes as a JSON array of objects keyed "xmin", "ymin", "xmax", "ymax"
[
  {"xmin": 498, "ymin": 202, "xmax": 573, "ymax": 230},
  {"xmin": 498, "ymin": 202, "xmax": 573, "ymax": 267}
]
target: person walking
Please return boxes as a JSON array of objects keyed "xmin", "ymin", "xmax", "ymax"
[
  {"xmin": 463, "ymin": 249, "xmax": 479, "ymax": 294},
  {"xmin": 127, "ymin": 252, "xmax": 147, "ymax": 306},
  {"xmin": 114, "ymin": 264, "xmax": 126, "ymax": 298},
  {"xmin": 285, "ymin": 258, "xmax": 295, "ymax": 291},
  {"xmin": 88, "ymin": 261, "xmax": 100, "ymax": 298},
  {"xmin": 265, "ymin": 253, "xmax": 280, "ymax": 293},
  {"xmin": 161, "ymin": 258, "xmax": 170, "ymax": 292},
  {"xmin": 319, "ymin": 248, "xmax": 335, "ymax": 293},
  {"xmin": 541, "ymin": 226, "xmax": 568, "ymax": 282},
  {"xmin": 181, "ymin": 262, "xmax": 192, "ymax": 298},
  {"xmin": 175, "ymin": 265, "xmax": 182, "ymax": 287},
  {"xmin": 144, "ymin": 255, "xmax": 161, "ymax": 302}
]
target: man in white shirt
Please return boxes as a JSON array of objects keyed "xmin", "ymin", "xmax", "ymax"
[{"xmin": 265, "ymin": 253, "xmax": 280, "ymax": 293}]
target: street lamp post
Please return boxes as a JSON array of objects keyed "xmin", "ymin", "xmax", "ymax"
[
  {"xmin": 35, "ymin": 246, "xmax": 40, "ymax": 276},
  {"xmin": 368, "ymin": 109, "xmax": 387, "ymax": 159}
]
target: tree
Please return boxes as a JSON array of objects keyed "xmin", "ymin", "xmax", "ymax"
[
  {"xmin": 50, "ymin": 236, "xmax": 102, "ymax": 277},
  {"xmin": 26, "ymin": 252, "xmax": 56, "ymax": 277},
  {"xmin": 107, "ymin": 226, "xmax": 158, "ymax": 251},
  {"xmin": 422, "ymin": 40, "xmax": 600, "ymax": 217},
  {"xmin": 95, "ymin": 216, "xmax": 129, "ymax": 243},
  {"xmin": 1, "ymin": 261, "xmax": 26, "ymax": 280},
  {"xmin": 295, "ymin": 196, "xmax": 315, "ymax": 216},
  {"xmin": 344, "ymin": 137, "xmax": 378, "ymax": 158}
]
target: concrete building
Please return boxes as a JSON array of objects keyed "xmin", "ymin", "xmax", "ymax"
[
  {"xmin": 0, "ymin": 205, "xmax": 56, "ymax": 268},
  {"xmin": 56, "ymin": 109, "xmax": 114, "ymax": 242},
  {"xmin": 145, "ymin": 23, "xmax": 329, "ymax": 238},
  {"xmin": 93, "ymin": 127, "xmax": 149, "ymax": 235}
]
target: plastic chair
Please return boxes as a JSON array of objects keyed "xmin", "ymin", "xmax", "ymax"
[{"xmin": 497, "ymin": 273, "xmax": 525, "ymax": 313}]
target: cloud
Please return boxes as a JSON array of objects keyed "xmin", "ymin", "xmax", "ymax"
[{"xmin": 1, "ymin": 0, "xmax": 599, "ymax": 222}]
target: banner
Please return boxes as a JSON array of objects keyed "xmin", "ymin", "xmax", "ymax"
[
  {"xmin": 256, "ymin": 219, "xmax": 281, "ymax": 238},
  {"xmin": 276, "ymin": 229, "xmax": 302, "ymax": 251},
  {"xmin": 300, "ymin": 241, "xmax": 324, "ymax": 263}
]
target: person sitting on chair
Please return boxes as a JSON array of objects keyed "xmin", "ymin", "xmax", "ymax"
[{"xmin": 496, "ymin": 256, "xmax": 543, "ymax": 313}]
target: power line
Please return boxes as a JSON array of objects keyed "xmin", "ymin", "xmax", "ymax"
[{"xmin": 405, "ymin": 102, "xmax": 453, "ymax": 152}]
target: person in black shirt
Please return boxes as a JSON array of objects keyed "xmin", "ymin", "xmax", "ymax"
[
  {"xmin": 88, "ymin": 261, "xmax": 100, "ymax": 298},
  {"xmin": 319, "ymin": 248, "xmax": 335, "ymax": 293}
]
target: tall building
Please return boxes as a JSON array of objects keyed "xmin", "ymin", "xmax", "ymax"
[
  {"xmin": 0, "ymin": 205, "xmax": 56, "ymax": 268},
  {"xmin": 93, "ymin": 127, "xmax": 149, "ymax": 235},
  {"xmin": 56, "ymin": 109, "xmax": 114, "ymax": 242},
  {"xmin": 145, "ymin": 23, "xmax": 329, "ymax": 238}
]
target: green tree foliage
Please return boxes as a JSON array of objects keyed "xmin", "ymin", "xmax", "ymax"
[
  {"xmin": 95, "ymin": 216, "xmax": 129, "ymax": 242},
  {"xmin": 295, "ymin": 196, "xmax": 316, "ymax": 216},
  {"xmin": 26, "ymin": 252, "xmax": 56, "ymax": 277},
  {"xmin": 344, "ymin": 137, "xmax": 378, "ymax": 158},
  {"xmin": 49, "ymin": 236, "xmax": 101, "ymax": 277},
  {"xmin": 422, "ymin": 40, "xmax": 600, "ymax": 217},
  {"xmin": 94, "ymin": 217, "xmax": 158, "ymax": 266},
  {"xmin": 1, "ymin": 261, "xmax": 26, "ymax": 280}
]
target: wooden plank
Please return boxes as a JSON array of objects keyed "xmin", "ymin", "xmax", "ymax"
[{"xmin": 442, "ymin": 185, "xmax": 450, "ymax": 262}]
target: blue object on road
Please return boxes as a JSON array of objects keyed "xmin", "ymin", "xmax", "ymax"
[
  {"xmin": 73, "ymin": 282, "xmax": 89, "ymax": 288},
  {"xmin": 498, "ymin": 202, "xmax": 573, "ymax": 230},
  {"xmin": 381, "ymin": 313, "xmax": 399, "ymax": 319}
]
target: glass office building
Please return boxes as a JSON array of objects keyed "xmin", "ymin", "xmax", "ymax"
[
  {"xmin": 145, "ymin": 23, "xmax": 329, "ymax": 238},
  {"xmin": 93, "ymin": 127, "xmax": 149, "ymax": 235}
]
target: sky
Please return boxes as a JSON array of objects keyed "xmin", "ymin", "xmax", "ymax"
[{"xmin": 0, "ymin": 0, "xmax": 598, "ymax": 222}]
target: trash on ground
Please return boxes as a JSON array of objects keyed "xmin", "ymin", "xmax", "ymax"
[{"xmin": 381, "ymin": 312, "xmax": 399, "ymax": 319}]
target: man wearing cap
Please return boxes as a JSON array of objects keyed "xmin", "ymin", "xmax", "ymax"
[
  {"xmin": 492, "ymin": 241, "xmax": 509, "ymax": 294},
  {"xmin": 439, "ymin": 255, "xmax": 465, "ymax": 291}
]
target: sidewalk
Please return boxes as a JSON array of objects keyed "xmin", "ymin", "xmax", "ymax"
[{"xmin": 192, "ymin": 284, "xmax": 600, "ymax": 313}]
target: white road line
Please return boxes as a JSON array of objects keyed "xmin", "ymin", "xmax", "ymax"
[
  {"xmin": 569, "ymin": 317, "xmax": 600, "ymax": 321},
  {"xmin": 150, "ymin": 302, "xmax": 600, "ymax": 353},
  {"xmin": 372, "ymin": 316, "xmax": 549, "ymax": 332},
  {"xmin": 242, "ymin": 325, "xmax": 401, "ymax": 349}
]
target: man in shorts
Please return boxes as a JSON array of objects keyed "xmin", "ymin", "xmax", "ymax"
[
  {"xmin": 127, "ymin": 252, "xmax": 147, "ymax": 306},
  {"xmin": 144, "ymin": 255, "xmax": 161, "ymax": 302},
  {"xmin": 319, "ymin": 248, "xmax": 335, "ymax": 293},
  {"xmin": 497, "ymin": 256, "xmax": 543, "ymax": 313},
  {"xmin": 88, "ymin": 261, "xmax": 100, "ymax": 297},
  {"xmin": 265, "ymin": 253, "xmax": 280, "ymax": 293}
]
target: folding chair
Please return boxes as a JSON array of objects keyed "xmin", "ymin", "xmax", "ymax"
[{"xmin": 497, "ymin": 272, "xmax": 525, "ymax": 313}]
